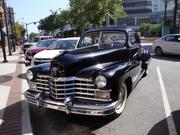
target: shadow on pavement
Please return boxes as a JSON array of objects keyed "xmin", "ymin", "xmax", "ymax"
[
  {"xmin": 29, "ymin": 104, "xmax": 117, "ymax": 135},
  {"xmin": 17, "ymin": 73, "xmax": 26, "ymax": 80},
  {"xmin": 0, "ymin": 101, "xmax": 32, "ymax": 135},
  {"xmin": 151, "ymin": 55, "xmax": 180, "ymax": 62},
  {"xmin": 148, "ymin": 110, "xmax": 180, "ymax": 135},
  {"xmin": 17, "ymin": 60, "xmax": 25, "ymax": 64},
  {"xmin": 0, "ymin": 74, "xmax": 13, "ymax": 84}
]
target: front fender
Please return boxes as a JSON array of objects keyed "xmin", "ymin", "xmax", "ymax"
[
  {"xmin": 98, "ymin": 62, "xmax": 131, "ymax": 101},
  {"xmin": 29, "ymin": 63, "xmax": 51, "ymax": 81}
]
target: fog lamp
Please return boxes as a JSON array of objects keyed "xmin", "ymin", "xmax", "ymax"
[
  {"xmin": 95, "ymin": 91, "xmax": 110, "ymax": 100},
  {"xmin": 95, "ymin": 75, "xmax": 107, "ymax": 88},
  {"xmin": 26, "ymin": 70, "xmax": 33, "ymax": 80}
]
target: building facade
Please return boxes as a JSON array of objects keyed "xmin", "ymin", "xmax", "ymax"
[
  {"xmin": 123, "ymin": 0, "xmax": 153, "ymax": 15},
  {"xmin": 119, "ymin": 0, "xmax": 175, "ymax": 28}
]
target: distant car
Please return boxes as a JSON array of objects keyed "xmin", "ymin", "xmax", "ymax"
[
  {"xmin": 33, "ymin": 36, "xmax": 53, "ymax": 42},
  {"xmin": 31, "ymin": 37, "xmax": 80, "ymax": 66},
  {"xmin": 25, "ymin": 39, "xmax": 57, "ymax": 64},
  {"xmin": 21, "ymin": 42, "xmax": 37, "ymax": 53},
  {"xmin": 152, "ymin": 34, "xmax": 180, "ymax": 56}
]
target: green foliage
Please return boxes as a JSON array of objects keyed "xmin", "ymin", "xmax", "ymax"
[
  {"xmin": 38, "ymin": 0, "xmax": 126, "ymax": 34},
  {"xmin": 69, "ymin": 0, "xmax": 126, "ymax": 32},
  {"xmin": 140, "ymin": 23, "xmax": 162, "ymax": 37},
  {"xmin": 15, "ymin": 22, "xmax": 26, "ymax": 39},
  {"xmin": 38, "ymin": 14, "xmax": 59, "ymax": 32},
  {"xmin": 29, "ymin": 32, "xmax": 38, "ymax": 40}
]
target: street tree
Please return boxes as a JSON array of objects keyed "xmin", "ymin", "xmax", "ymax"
[
  {"xmin": 69, "ymin": 0, "xmax": 126, "ymax": 33},
  {"xmin": 15, "ymin": 22, "xmax": 26, "ymax": 39},
  {"xmin": 29, "ymin": 32, "xmax": 38, "ymax": 40},
  {"xmin": 38, "ymin": 13, "xmax": 59, "ymax": 34}
]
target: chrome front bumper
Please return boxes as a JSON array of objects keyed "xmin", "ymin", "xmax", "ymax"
[{"xmin": 24, "ymin": 90, "xmax": 117, "ymax": 116}]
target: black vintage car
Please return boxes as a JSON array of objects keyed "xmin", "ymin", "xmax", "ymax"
[{"xmin": 25, "ymin": 27, "xmax": 150, "ymax": 116}]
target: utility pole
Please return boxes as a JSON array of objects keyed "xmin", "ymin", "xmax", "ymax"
[
  {"xmin": 173, "ymin": 0, "xmax": 178, "ymax": 33},
  {"xmin": 8, "ymin": 7, "xmax": 15, "ymax": 50},
  {"xmin": 0, "ymin": 12, "xmax": 8, "ymax": 62},
  {"xmin": 163, "ymin": 0, "xmax": 168, "ymax": 22},
  {"xmin": 2, "ymin": 0, "xmax": 12, "ymax": 55}
]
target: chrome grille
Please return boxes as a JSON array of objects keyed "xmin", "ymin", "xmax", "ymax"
[
  {"xmin": 35, "ymin": 75, "xmax": 111, "ymax": 102},
  {"xmin": 34, "ymin": 58, "xmax": 51, "ymax": 65},
  {"xmin": 36, "ymin": 75, "xmax": 50, "ymax": 93}
]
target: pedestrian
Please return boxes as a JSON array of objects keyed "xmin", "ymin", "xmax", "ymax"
[{"xmin": 16, "ymin": 40, "xmax": 20, "ymax": 50}]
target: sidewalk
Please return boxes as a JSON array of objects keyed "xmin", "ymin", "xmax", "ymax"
[{"xmin": 0, "ymin": 48, "xmax": 33, "ymax": 135}]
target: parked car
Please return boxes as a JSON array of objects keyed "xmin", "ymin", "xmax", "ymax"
[
  {"xmin": 152, "ymin": 34, "xmax": 180, "ymax": 56},
  {"xmin": 24, "ymin": 27, "xmax": 150, "ymax": 116},
  {"xmin": 31, "ymin": 37, "xmax": 80, "ymax": 66},
  {"xmin": 25, "ymin": 39, "xmax": 57, "ymax": 65},
  {"xmin": 21, "ymin": 42, "xmax": 37, "ymax": 53}
]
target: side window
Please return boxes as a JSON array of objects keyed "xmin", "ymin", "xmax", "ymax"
[
  {"xmin": 129, "ymin": 33, "xmax": 136, "ymax": 45},
  {"xmin": 78, "ymin": 32, "xmax": 100, "ymax": 48},
  {"xmin": 164, "ymin": 36, "xmax": 175, "ymax": 42},
  {"xmin": 100, "ymin": 32, "xmax": 126, "ymax": 47}
]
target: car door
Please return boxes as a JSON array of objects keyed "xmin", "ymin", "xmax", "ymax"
[
  {"xmin": 174, "ymin": 35, "xmax": 180, "ymax": 55},
  {"xmin": 129, "ymin": 32, "xmax": 142, "ymax": 84},
  {"xmin": 161, "ymin": 36, "xmax": 176, "ymax": 54}
]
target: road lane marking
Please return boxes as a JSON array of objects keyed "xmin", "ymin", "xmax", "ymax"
[{"xmin": 157, "ymin": 66, "xmax": 177, "ymax": 135}]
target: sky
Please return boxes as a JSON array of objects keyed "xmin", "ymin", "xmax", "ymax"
[{"xmin": 6, "ymin": 0, "xmax": 69, "ymax": 33}]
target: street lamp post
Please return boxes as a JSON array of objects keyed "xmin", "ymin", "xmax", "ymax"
[
  {"xmin": 22, "ymin": 21, "xmax": 38, "ymax": 39},
  {"xmin": 2, "ymin": 0, "xmax": 12, "ymax": 55}
]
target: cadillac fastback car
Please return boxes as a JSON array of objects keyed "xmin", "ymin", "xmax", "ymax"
[{"xmin": 24, "ymin": 27, "xmax": 150, "ymax": 116}]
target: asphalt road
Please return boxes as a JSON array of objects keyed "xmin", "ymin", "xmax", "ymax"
[{"xmin": 22, "ymin": 44, "xmax": 180, "ymax": 135}]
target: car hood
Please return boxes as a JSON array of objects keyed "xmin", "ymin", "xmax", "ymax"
[
  {"xmin": 27, "ymin": 47, "xmax": 46, "ymax": 52},
  {"xmin": 34, "ymin": 50, "xmax": 64, "ymax": 59},
  {"xmin": 52, "ymin": 46, "xmax": 130, "ymax": 77}
]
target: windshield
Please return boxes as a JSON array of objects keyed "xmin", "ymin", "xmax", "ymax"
[
  {"xmin": 47, "ymin": 39, "xmax": 78, "ymax": 50},
  {"xmin": 37, "ymin": 40, "xmax": 56, "ymax": 47},
  {"xmin": 78, "ymin": 32, "xmax": 100, "ymax": 48}
]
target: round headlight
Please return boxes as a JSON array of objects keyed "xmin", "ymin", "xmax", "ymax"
[
  {"xmin": 95, "ymin": 75, "xmax": 107, "ymax": 88},
  {"xmin": 26, "ymin": 70, "xmax": 33, "ymax": 80}
]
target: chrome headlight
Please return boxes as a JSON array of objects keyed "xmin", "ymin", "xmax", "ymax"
[
  {"xmin": 26, "ymin": 70, "xmax": 33, "ymax": 80},
  {"xmin": 95, "ymin": 75, "xmax": 107, "ymax": 88}
]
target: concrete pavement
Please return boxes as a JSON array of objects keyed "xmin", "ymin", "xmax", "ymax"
[{"xmin": 0, "ymin": 48, "xmax": 33, "ymax": 135}]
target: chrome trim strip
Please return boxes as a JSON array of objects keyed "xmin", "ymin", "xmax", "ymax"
[
  {"xmin": 24, "ymin": 90, "xmax": 114, "ymax": 116},
  {"xmin": 49, "ymin": 83, "xmax": 94, "ymax": 87},
  {"xmin": 36, "ymin": 86, "xmax": 49, "ymax": 90},
  {"xmin": 50, "ymin": 87, "xmax": 98, "ymax": 91}
]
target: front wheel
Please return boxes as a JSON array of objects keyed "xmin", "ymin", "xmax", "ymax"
[
  {"xmin": 114, "ymin": 83, "xmax": 128, "ymax": 115},
  {"xmin": 155, "ymin": 47, "xmax": 163, "ymax": 56}
]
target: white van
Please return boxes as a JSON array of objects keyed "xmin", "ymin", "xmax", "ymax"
[{"xmin": 34, "ymin": 36, "xmax": 53, "ymax": 42}]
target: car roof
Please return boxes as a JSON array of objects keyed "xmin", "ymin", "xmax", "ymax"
[
  {"xmin": 84, "ymin": 27, "xmax": 130, "ymax": 34},
  {"xmin": 56, "ymin": 37, "xmax": 80, "ymax": 41},
  {"xmin": 164, "ymin": 34, "xmax": 180, "ymax": 37}
]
